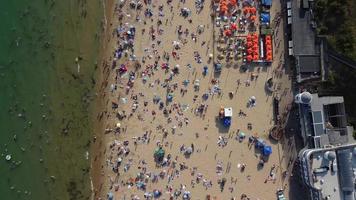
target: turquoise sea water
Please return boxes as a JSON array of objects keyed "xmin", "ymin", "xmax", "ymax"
[{"xmin": 0, "ymin": 0, "xmax": 103, "ymax": 199}]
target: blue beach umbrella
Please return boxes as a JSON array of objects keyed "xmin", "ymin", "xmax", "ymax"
[{"xmin": 263, "ymin": 145, "xmax": 272, "ymax": 156}]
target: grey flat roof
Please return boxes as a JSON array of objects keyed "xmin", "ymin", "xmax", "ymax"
[
  {"xmin": 313, "ymin": 111, "xmax": 323, "ymax": 123},
  {"xmin": 291, "ymin": 0, "xmax": 317, "ymax": 55},
  {"xmin": 298, "ymin": 55, "xmax": 321, "ymax": 73},
  {"xmin": 337, "ymin": 149, "xmax": 354, "ymax": 192}
]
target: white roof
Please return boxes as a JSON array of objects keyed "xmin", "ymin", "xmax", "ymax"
[
  {"xmin": 224, "ymin": 107, "xmax": 233, "ymax": 117},
  {"xmin": 287, "ymin": 2, "xmax": 292, "ymax": 9},
  {"xmin": 288, "ymin": 48, "xmax": 293, "ymax": 56},
  {"xmin": 288, "ymin": 17, "xmax": 292, "ymax": 24}
]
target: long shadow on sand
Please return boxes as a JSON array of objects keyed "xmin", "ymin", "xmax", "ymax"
[{"xmin": 214, "ymin": 117, "xmax": 230, "ymax": 133}]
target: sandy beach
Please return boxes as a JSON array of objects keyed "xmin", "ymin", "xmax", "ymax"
[{"xmin": 92, "ymin": 0, "xmax": 293, "ymax": 199}]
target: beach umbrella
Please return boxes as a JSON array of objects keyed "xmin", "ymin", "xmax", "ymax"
[
  {"xmin": 250, "ymin": 15, "xmax": 257, "ymax": 21},
  {"xmin": 5, "ymin": 154, "xmax": 11, "ymax": 161},
  {"xmin": 247, "ymin": 41, "xmax": 253, "ymax": 47},
  {"xmin": 224, "ymin": 29, "xmax": 232, "ymax": 36},
  {"xmin": 185, "ymin": 147, "xmax": 193, "ymax": 155},
  {"xmin": 250, "ymin": 7, "xmax": 257, "ymax": 14},
  {"xmin": 247, "ymin": 48, "xmax": 253, "ymax": 54},
  {"xmin": 230, "ymin": 0, "xmax": 237, "ymax": 5},
  {"xmin": 230, "ymin": 23, "xmax": 237, "ymax": 30},
  {"xmin": 153, "ymin": 189, "xmax": 162, "ymax": 198},
  {"xmin": 183, "ymin": 191, "xmax": 191, "ymax": 200},
  {"xmin": 247, "ymin": 55, "xmax": 252, "ymax": 61},
  {"xmin": 167, "ymin": 93, "xmax": 174, "ymax": 101},
  {"xmin": 253, "ymin": 55, "xmax": 259, "ymax": 60},
  {"xmin": 239, "ymin": 132, "xmax": 246, "ymax": 138},
  {"xmin": 107, "ymin": 192, "xmax": 114, "ymax": 200},
  {"xmin": 243, "ymin": 7, "xmax": 250, "ymax": 15},
  {"xmin": 154, "ymin": 147, "xmax": 165, "ymax": 161},
  {"xmin": 266, "ymin": 40, "xmax": 272, "ymax": 45}
]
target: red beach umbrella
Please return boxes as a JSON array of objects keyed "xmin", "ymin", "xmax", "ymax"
[
  {"xmin": 230, "ymin": 23, "xmax": 237, "ymax": 30},
  {"xmin": 250, "ymin": 7, "xmax": 257, "ymax": 14}
]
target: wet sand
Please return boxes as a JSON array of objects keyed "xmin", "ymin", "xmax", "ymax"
[{"xmin": 92, "ymin": 0, "xmax": 293, "ymax": 199}]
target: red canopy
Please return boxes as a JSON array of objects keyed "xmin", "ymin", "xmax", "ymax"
[{"xmin": 253, "ymin": 55, "xmax": 259, "ymax": 60}]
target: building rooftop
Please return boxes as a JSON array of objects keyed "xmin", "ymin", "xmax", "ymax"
[
  {"xmin": 298, "ymin": 93, "xmax": 352, "ymax": 147},
  {"xmin": 298, "ymin": 55, "xmax": 321, "ymax": 73},
  {"xmin": 305, "ymin": 146, "xmax": 356, "ymax": 200},
  {"xmin": 310, "ymin": 151, "xmax": 339, "ymax": 200},
  {"xmin": 291, "ymin": 0, "xmax": 317, "ymax": 56}
]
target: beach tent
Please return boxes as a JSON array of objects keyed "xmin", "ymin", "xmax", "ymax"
[
  {"xmin": 263, "ymin": 145, "xmax": 272, "ymax": 156},
  {"xmin": 223, "ymin": 117, "xmax": 231, "ymax": 127},
  {"xmin": 260, "ymin": 12, "xmax": 270, "ymax": 24},
  {"xmin": 262, "ymin": 0, "xmax": 272, "ymax": 7}
]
